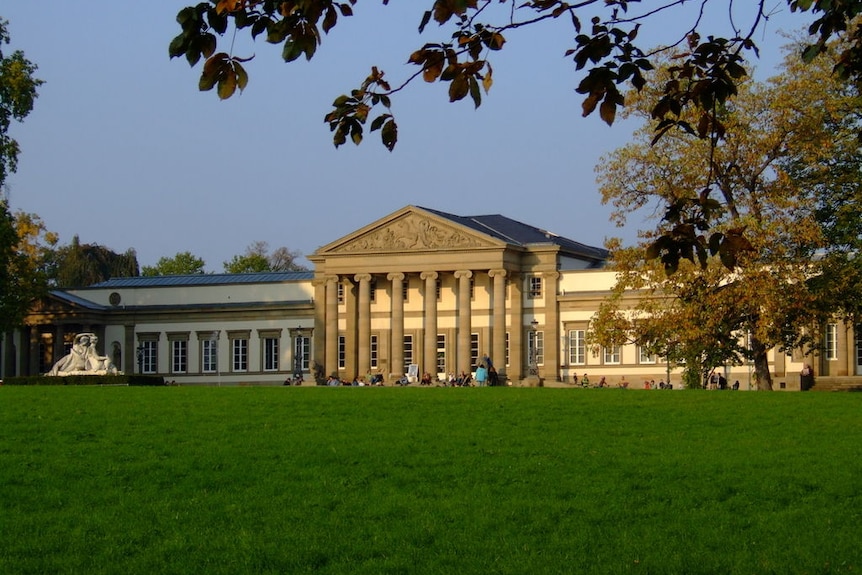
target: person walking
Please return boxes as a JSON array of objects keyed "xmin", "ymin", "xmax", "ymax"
[{"xmin": 475, "ymin": 364, "xmax": 488, "ymax": 387}]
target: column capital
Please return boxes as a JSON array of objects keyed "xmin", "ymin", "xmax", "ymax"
[
  {"xmin": 454, "ymin": 269, "xmax": 473, "ymax": 280},
  {"xmin": 354, "ymin": 273, "xmax": 372, "ymax": 283},
  {"xmin": 325, "ymin": 274, "xmax": 340, "ymax": 285},
  {"xmin": 420, "ymin": 271, "xmax": 438, "ymax": 281},
  {"xmin": 542, "ymin": 271, "xmax": 560, "ymax": 281},
  {"xmin": 387, "ymin": 272, "xmax": 406, "ymax": 282},
  {"xmin": 488, "ymin": 269, "xmax": 508, "ymax": 279}
]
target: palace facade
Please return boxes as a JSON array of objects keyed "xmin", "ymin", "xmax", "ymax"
[{"xmin": 3, "ymin": 206, "xmax": 858, "ymax": 389}]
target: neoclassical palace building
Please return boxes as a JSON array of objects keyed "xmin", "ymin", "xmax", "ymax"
[{"xmin": 3, "ymin": 206, "xmax": 858, "ymax": 389}]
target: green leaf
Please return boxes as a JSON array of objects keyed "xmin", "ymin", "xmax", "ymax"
[
  {"xmin": 469, "ymin": 77, "xmax": 481, "ymax": 108},
  {"xmin": 217, "ymin": 70, "xmax": 237, "ymax": 99},
  {"xmin": 282, "ymin": 40, "xmax": 303, "ymax": 63},
  {"xmin": 169, "ymin": 34, "xmax": 188, "ymax": 59},
  {"xmin": 449, "ymin": 74, "xmax": 469, "ymax": 102},
  {"xmin": 381, "ymin": 119, "xmax": 397, "ymax": 151},
  {"xmin": 234, "ymin": 61, "xmax": 248, "ymax": 92}
]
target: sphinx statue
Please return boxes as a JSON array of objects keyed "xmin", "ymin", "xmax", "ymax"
[{"xmin": 46, "ymin": 333, "xmax": 120, "ymax": 376}]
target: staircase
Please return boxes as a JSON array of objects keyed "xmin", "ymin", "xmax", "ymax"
[{"xmin": 808, "ymin": 376, "xmax": 862, "ymax": 392}]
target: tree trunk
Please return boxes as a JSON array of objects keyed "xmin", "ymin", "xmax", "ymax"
[{"xmin": 751, "ymin": 337, "xmax": 773, "ymax": 390}]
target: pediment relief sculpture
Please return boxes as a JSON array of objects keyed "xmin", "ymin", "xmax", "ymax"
[{"xmin": 334, "ymin": 215, "xmax": 490, "ymax": 253}]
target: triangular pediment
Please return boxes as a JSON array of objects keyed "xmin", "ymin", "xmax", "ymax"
[{"xmin": 316, "ymin": 207, "xmax": 501, "ymax": 255}]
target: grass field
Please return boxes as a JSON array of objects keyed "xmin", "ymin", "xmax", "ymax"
[{"xmin": 1, "ymin": 386, "xmax": 860, "ymax": 574}]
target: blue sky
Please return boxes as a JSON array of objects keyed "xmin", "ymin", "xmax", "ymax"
[{"xmin": 3, "ymin": 2, "xmax": 812, "ymax": 271}]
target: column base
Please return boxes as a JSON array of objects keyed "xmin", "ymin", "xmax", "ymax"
[{"xmin": 520, "ymin": 375, "xmax": 543, "ymax": 387}]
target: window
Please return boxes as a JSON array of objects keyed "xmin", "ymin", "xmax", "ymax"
[
  {"xmin": 232, "ymin": 338, "xmax": 248, "ymax": 372},
  {"xmin": 294, "ymin": 334, "xmax": 310, "ymax": 373},
  {"xmin": 528, "ymin": 331, "xmax": 545, "ymax": 366},
  {"xmin": 471, "ymin": 333, "xmax": 480, "ymax": 368},
  {"xmin": 568, "ymin": 330, "xmax": 586, "ymax": 365},
  {"xmin": 370, "ymin": 335, "xmax": 378, "ymax": 369},
  {"xmin": 171, "ymin": 339, "xmax": 188, "ymax": 373},
  {"xmin": 139, "ymin": 340, "xmax": 157, "ymax": 374},
  {"xmin": 505, "ymin": 332, "xmax": 510, "ymax": 366},
  {"xmin": 436, "ymin": 279, "xmax": 442, "ymax": 301},
  {"xmin": 529, "ymin": 276, "xmax": 543, "ymax": 298},
  {"xmin": 470, "ymin": 278, "xmax": 475, "ymax": 299},
  {"xmin": 338, "ymin": 336, "xmax": 346, "ymax": 370},
  {"xmin": 826, "ymin": 323, "xmax": 838, "ymax": 360},
  {"xmin": 402, "ymin": 279, "xmax": 409, "ymax": 302},
  {"xmin": 403, "ymin": 335, "xmax": 414, "ymax": 373},
  {"xmin": 202, "ymin": 339, "xmax": 217, "ymax": 373},
  {"xmin": 437, "ymin": 334, "xmax": 446, "ymax": 374},
  {"xmin": 639, "ymin": 346, "xmax": 657, "ymax": 364},
  {"xmin": 337, "ymin": 282, "xmax": 345, "ymax": 304},
  {"xmin": 263, "ymin": 337, "xmax": 279, "ymax": 372},
  {"xmin": 604, "ymin": 345, "xmax": 621, "ymax": 365},
  {"xmin": 370, "ymin": 278, "xmax": 377, "ymax": 303}
]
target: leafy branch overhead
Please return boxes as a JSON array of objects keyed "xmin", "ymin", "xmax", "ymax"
[
  {"xmin": 170, "ymin": 1, "xmax": 856, "ymax": 149},
  {"xmin": 168, "ymin": 1, "xmax": 861, "ymax": 271}
]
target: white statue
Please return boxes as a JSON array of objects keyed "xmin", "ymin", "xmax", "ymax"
[{"xmin": 46, "ymin": 333, "xmax": 120, "ymax": 376}]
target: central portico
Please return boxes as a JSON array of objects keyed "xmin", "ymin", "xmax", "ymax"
[{"xmin": 307, "ymin": 205, "xmax": 607, "ymax": 383}]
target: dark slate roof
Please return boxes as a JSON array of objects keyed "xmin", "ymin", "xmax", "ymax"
[
  {"xmin": 86, "ymin": 271, "xmax": 314, "ymax": 289},
  {"xmin": 49, "ymin": 290, "xmax": 109, "ymax": 310},
  {"xmin": 418, "ymin": 206, "xmax": 609, "ymax": 262}
]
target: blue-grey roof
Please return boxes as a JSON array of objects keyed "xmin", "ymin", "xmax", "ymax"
[
  {"xmin": 49, "ymin": 291, "xmax": 109, "ymax": 310},
  {"xmin": 418, "ymin": 206, "xmax": 609, "ymax": 262},
  {"xmin": 87, "ymin": 271, "xmax": 314, "ymax": 289}
]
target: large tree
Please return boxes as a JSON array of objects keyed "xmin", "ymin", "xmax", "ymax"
[
  {"xmin": 0, "ymin": 18, "xmax": 42, "ymax": 191},
  {"xmin": 223, "ymin": 240, "xmax": 308, "ymax": 273},
  {"xmin": 142, "ymin": 251, "xmax": 208, "ymax": 276},
  {"xmin": 590, "ymin": 40, "xmax": 858, "ymax": 390},
  {"xmin": 0, "ymin": 203, "xmax": 56, "ymax": 337},
  {"xmin": 49, "ymin": 236, "xmax": 140, "ymax": 288},
  {"xmin": 0, "ymin": 19, "xmax": 45, "ymax": 340}
]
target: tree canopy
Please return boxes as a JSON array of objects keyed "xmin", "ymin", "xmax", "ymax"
[
  {"xmin": 590, "ymin": 38, "xmax": 861, "ymax": 390},
  {"xmin": 170, "ymin": 1, "xmax": 858, "ymax": 150},
  {"xmin": 0, "ymin": 20, "xmax": 45, "ymax": 337},
  {"xmin": 48, "ymin": 236, "xmax": 140, "ymax": 288},
  {"xmin": 0, "ymin": 18, "xmax": 42, "ymax": 191},
  {"xmin": 223, "ymin": 240, "xmax": 308, "ymax": 273},
  {"xmin": 142, "ymin": 251, "xmax": 208, "ymax": 276},
  {"xmin": 0, "ymin": 202, "xmax": 56, "ymax": 336}
]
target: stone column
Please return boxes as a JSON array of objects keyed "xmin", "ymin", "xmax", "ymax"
[
  {"xmin": 343, "ymin": 276, "xmax": 357, "ymax": 377},
  {"xmin": 454, "ymin": 270, "xmax": 473, "ymax": 372},
  {"xmin": 542, "ymin": 271, "xmax": 561, "ymax": 382},
  {"xmin": 325, "ymin": 275, "xmax": 339, "ymax": 378},
  {"xmin": 2, "ymin": 330, "xmax": 14, "ymax": 378},
  {"xmin": 509, "ymin": 272, "xmax": 523, "ymax": 379},
  {"xmin": 53, "ymin": 325, "xmax": 66, "ymax": 370},
  {"xmin": 489, "ymin": 269, "xmax": 507, "ymax": 379},
  {"xmin": 421, "ymin": 271, "xmax": 438, "ymax": 378},
  {"xmin": 28, "ymin": 326, "xmax": 39, "ymax": 375},
  {"xmin": 388, "ymin": 272, "xmax": 405, "ymax": 379},
  {"xmin": 355, "ymin": 273, "xmax": 372, "ymax": 377}
]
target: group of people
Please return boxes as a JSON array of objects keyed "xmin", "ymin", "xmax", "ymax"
[
  {"xmin": 324, "ymin": 372, "xmax": 386, "ymax": 386},
  {"xmin": 571, "ymin": 373, "xmax": 677, "ymax": 390},
  {"xmin": 706, "ymin": 369, "xmax": 741, "ymax": 390},
  {"xmin": 415, "ymin": 355, "xmax": 501, "ymax": 387}
]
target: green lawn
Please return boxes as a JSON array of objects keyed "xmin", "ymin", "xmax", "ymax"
[{"xmin": 1, "ymin": 386, "xmax": 860, "ymax": 574}]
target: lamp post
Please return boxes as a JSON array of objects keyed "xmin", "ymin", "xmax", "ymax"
[
  {"xmin": 136, "ymin": 345, "xmax": 144, "ymax": 374},
  {"xmin": 526, "ymin": 318, "xmax": 541, "ymax": 386},
  {"xmin": 529, "ymin": 318, "xmax": 539, "ymax": 376},
  {"xmin": 294, "ymin": 326, "xmax": 304, "ymax": 383}
]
